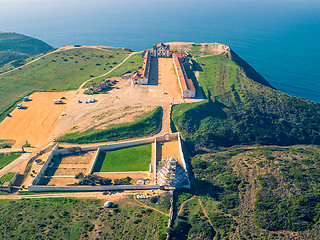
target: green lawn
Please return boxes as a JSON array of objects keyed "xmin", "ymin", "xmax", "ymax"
[
  {"xmin": 95, "ymin": 144, "xmax": 152, "ymax": 172},
  {"xmin": 0, "ymin": 47, "xmax": 131, "ymax": 123},
  {"xmin": 0, "ymin": 172, "xmax": 15, "ymax": 182},
  {"xmin": 0, "ymin": 152, "xmax": 21, "ymax": 170}
]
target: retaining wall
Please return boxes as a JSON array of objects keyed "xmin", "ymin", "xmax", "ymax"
[
  {"xmin": 10, "ymin": 171, "xmax": 20, "ymax": 186},
  {"xmin": 178, "ymin": 133, "xmax": 191, "ymax": 189},
  {"xmin": 98, "ymin": 137, "xmax": 154, "ymax": 151},
  {"xmin": 32, "ymin": 143, "xmax": 59, "ymax": 185},
  {"xmin": 89, "ymin": 148, "xmax": 101, "ymax": 174},
  {"xmin": 28, "ymin": 184, "xmax": 160, "ymax": 192}
]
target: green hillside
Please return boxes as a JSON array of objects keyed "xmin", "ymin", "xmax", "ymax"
[
  {"xmin": 170, "ymin": 145, "xmax": 320, "ymax": 239},
  {"xmin": 0, "ymin": 47, "xmax": 132, "ymax": 122},
  {"xmin": 168, "ymin": 43, "xmax": 320, "ymax": 239},
  {"xmin": 0, "ymin": 32, "xmax": 53, "ymax": 67},
  {"xmin": 0, "ymin": 197, "xmax": 168, "ymax": 239},
  {"xmin": 172, "ymin": 49, "xmax": 320, "ymax": 150}
]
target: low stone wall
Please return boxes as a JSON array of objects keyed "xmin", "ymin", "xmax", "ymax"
[
  {"xmin": 52, "ymin": 146, "xmax": 83, "ymax": 156},
  {"xmin": 10, "ymin": 171, "xmax": 20, "ymax": 186},
  {"xmin": 98, "ymin": 137, "xmax": 154, "ymax": 151},
  {"xmin": 28, "ymin": 184, "xmax": 160, "ymax": 192},
  {"xmin": 153, "ymin": 138, "xmax": 157, "ymax": 183},
  {"xmin": 32, "ymin": 143, "xmax": 59, "ymax": 185},
  {"xmin": 89, "ymin": 148, "xmax": 101, "ymax": 174}
]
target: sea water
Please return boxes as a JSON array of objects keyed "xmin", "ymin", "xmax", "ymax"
[{"xmin": 0, "ymin": 0, "xmax": 319, "ymax": 102}]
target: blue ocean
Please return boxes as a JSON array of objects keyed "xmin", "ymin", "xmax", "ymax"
[{"xmin": 0, "ymin": 0, "xmax": 319, "ymax": 102}]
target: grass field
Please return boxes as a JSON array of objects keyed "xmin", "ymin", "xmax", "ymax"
[
  {"xmin": 84, "ymin": 52, "xmax": 143, "ymax": 87},
  {"xmin": 58, "ymin": 106, "xmax": 162, "ymax": 143},
  {"xmin": 0, "ymin": 197, "xmax": 168, "ymax": 239},
  {"xmin": 0, "ymin": 172, "xmax": 15, "ymax": 182},
  {"xmin": 0, "ymin": 47, "xmax": 131, "ymax": 123},
  {"xmin": 0, "ymin": 152, "xmax": 21, "ymax": 170},
  {"xmin": 94, "ymin": 144, "xmax": 152, "ymax": 172}
]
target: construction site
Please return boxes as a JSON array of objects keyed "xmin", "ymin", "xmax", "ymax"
[
  {"xmin": 0, "ymin": 42, "xmax": 227, "ymax": 194},
  {"xmin": 28, "ymin": 132, "xmax": 190, "ymax": 191}
]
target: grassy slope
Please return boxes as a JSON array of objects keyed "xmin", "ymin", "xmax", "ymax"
[
  {"xmin": 170, "ymin": 44, "xmax": 320, "ymax": 239},
  {"xmin": 0, "ymin": 32, "xmax": 53, "ymax": 67},
  {"xmin": 183, "ymin": 145, "xmax": 320, "ymax": 240},
  {"xmin": 172, "ymin": 50, "xmax": 320, "ymax": 149},
  {"xmin": 0, "ymin": 47, "xmax": 131, "ymax": 122},
  {"xmin": 97, "ymin": 144, "xmax": 151, "ymax": 172},
  {"xmin": 58, "ymin": 106, "xmax": 162, "ymax": 143},
  {"xmin": 0, "ymin": 172, "xmax": 15, "ymax": 182},
  {"xmin": 0, "ymin": 152, "xmax": 21, "ymax": 169},
  {"xmin": 83, "ymin": 52, "xmax": 143, "ymax": 87},
  {"xmin": 0, "ymin": 198, "xmax": 168, "ymax": 240}
]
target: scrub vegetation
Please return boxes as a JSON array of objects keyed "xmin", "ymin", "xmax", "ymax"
[
  {"xmin": 0, "ymin": 198, "xmax": 168, "ymax": 240},
  {"xmin": 172, "ymin": 145, "xmax": 320, "ymax": 239},
  {"xmin": 0, "ymin": 32, "xmax": 53, "ymax": 69}
]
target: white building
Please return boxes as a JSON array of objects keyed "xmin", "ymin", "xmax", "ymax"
[
  {"xmin": 130, "ymin": 50, "xmax": 150, "ymax": 85},
  {"xmin": 152, "ymin": 43, "xmax": 172, "ymax": 58}
]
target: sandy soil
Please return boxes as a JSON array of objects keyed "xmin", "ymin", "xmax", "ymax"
[
  {"xmin": 0, "ymin": 91, "xmax": 75, "ymax": 149},
  {"xmin": 41, "ymin": 151, "xmax": 96, "ymax": 185},
  {"xmin": 60, "ymin": 151, "xmax": 96, "ymax": 165},
  {"xmin": 157, "ymin": 58, "xmax": 181, "ymax": 97},
  {"xmin": 53, "ymin": 168, "xmax": 87, "ymax": 176},
  {"xmin": 96, "ymin": 172, "xmax": 153, "ymax": 185},
  {"xmin": 157, "ymin": 139, "xmax": 184, "ymax": 169},
  {"xmin": 68, "ymin": 105, "xmax": 153, "ymax": 134},
  {"xmin": 46, "ymin": 177, "xmax": 79, "ymax": 186}
]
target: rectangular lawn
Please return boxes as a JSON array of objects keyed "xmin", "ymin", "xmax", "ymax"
[{"xmin": 95, "ymin": 144, "xmax": 152, "ymax": 172}]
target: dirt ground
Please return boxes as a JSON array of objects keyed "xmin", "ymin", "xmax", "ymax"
[
  {"xmin": 46, "ymin": 177, "xmax": 80, "ymax": 186},
  {"xmin": 96, "ymin": 172, "xmax": 153, "ymax": 185},
  {"xmin": 157, "ymin": 139, "xmax": 184, "ymax": 167},
  {"xmin": 151, "ymin": 58, "xmax": 181, "ymax": 98},
  {"xmin": 168, "ymin": 42, "xmax": 227, "ymax": 57},
  {"xmin": 68, "ymin": 105, "xmax": 153, "ymax": 134},
  {"xmin": 0, "ymin": 91, "xmax": 75, "ymax": 149},
  {"xmin": 41, "ymin": 151, "xmax": 96, "ymax": 186},
  {"xmin": 60, "ymin": 151, "xmax": 96, "ymax": 165}
]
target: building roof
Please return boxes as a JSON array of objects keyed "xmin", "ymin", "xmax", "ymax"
[
  {"xmin": 140, "ymin": 50, "xmax": 150, "ymax": 78},
  {"xmin": 156, "ymin": 43, "xmax": 169, "ymax": 49},
  {"xmin": 173, "ymin": 53, "xmax": 196, "ymax": 92}
]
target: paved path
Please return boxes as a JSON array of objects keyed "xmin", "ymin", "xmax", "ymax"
[{"xmin": 0, "ymin": 148, "xmax": 21, "ymax": 154}]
